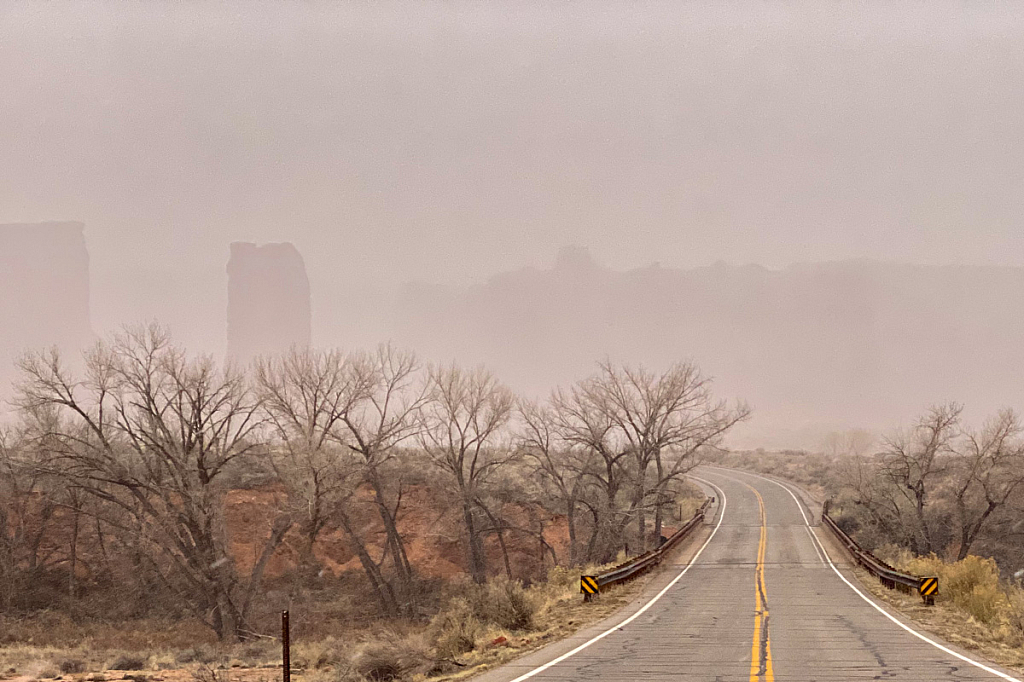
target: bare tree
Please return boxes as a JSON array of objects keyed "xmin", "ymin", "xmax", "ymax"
[
  {"xmin": 840, "ymin": 404, "xmax": 1024, "ymax": 562},
  {"xmin": 879, "ymin": 402, "xmax": 962, "ymax": 554},
  {"xmin": 256, "ymin": 349, "xmax": 364, "ymax": 572},
  {"xmin": 549, "ymin": 380, "xmax": 631, "ymax": 562},
  {"xmin": 949, "ymin": 409, "xmax": 1024, "ymax": 560},
  {"xmin": 16, "ymin": 325, "xmax": 290, "ymax": 642},
  {"xmin": 574, "ymin": 361, "xmax": 750, "ymax": 551},
  {"xmin": 337, "ymin": 344, "xmax": 427, "ymax": 609},
  {"xmin": 420, "ymin": 363, "xmax": 514, "ymax": 583},
  {"xmin": 256, "ymin": 343, "xmax": 426, "ymax": 616},
  {"xmin": 0, "ymin": 426, "xmax": 60, "ymax": 610},
  {"xmin": 835, "ymin": 449, "xmax": 919, "ymax": 550},
  {"xmin": 518, "ymin": 399, "xmax": 594, "ymax": 566}
]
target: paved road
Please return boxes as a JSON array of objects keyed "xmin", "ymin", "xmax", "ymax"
[{"xmin": 477, "ymin": 467, "xmax": 1022, "ymax": 682}]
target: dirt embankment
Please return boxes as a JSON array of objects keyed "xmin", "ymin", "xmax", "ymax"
[
  {"xmin": 6, "ymin": 482, "xmax": 572, "ymax": 599},
  {"xmin": 225, "ymin": 483, "xmax": 571, "ymax": 583}
]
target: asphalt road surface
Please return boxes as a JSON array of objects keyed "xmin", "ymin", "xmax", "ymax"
[{"xmin": 475, "ymin": 467, "xmax": 1022, "ymax": 682}]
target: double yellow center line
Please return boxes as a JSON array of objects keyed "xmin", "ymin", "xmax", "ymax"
[{"xmin": 744, "ymin": 482, "xmax": 775, "ymax": 682}]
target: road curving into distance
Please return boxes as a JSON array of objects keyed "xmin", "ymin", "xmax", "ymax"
[{"xmin": 474, "ymin": 467, "xmax": 1023, "ymax": 682}]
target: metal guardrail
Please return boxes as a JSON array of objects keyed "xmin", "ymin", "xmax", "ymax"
[
  {"xmin": 821, "ymin": 500, "xmax": 937, "ymax": 605},
  {"xmin": 581, "ymin": 497, "xmax": 713, "ymax": 600}
]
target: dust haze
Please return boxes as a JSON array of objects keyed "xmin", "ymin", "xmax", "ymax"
[{"xmin": 4, "ymin": 1, "xmax": 1024, "ymax": 448}]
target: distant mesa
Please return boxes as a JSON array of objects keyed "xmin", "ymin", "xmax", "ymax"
[
  {"xmin": 553, "ymin": 244, "xmax": 597, "ymax": 272},
  {"xmin": 0, "ymin": 222, "xmax": 93, "ymax": 393},
  {"xmin": 389, "ymin": 251, "xmax": 1024, "ymax": 448},
  {"xmin": 226, "ymin": 241, "xmax": 311, "ymax": 364}
]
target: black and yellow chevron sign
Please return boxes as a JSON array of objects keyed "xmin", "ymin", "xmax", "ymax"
[
  {"xmin": 580, "ymin": 575, "xmax": 600, "ymax": 595},
  {"xmin": 919, "ymin": 577, "xmax": 939, "ymax": 597}
]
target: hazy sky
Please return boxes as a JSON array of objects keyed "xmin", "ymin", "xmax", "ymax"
[{"xmin": 3, "ymin": 1, "xmax": 1024, "ymax": 350}]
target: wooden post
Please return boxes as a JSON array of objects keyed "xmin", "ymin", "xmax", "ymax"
[{"xmin": 282, "ymin": 611, "xmax": 290, "ymax": 682}]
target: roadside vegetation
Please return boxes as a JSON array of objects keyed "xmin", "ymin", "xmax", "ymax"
[
  {"xmin": 856, "ymin": 550, "xmax": 1024, "ymax": 673},
  {"xmin": 0, "ymin": 324, "xmax": 731, "ymax": 680},
  {"xmin": 0, "ymin": 560, "xmax": 661, "ymax": 682}
]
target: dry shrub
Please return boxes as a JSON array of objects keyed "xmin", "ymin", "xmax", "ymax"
[
  {"xmin": 292, "ymin": 637, "xmax": 346, "ymax": 670},
  {"xmin": 429, "ymin": 577, "xmax": 537, "ymax": 660},
  {"xmin": 108, "ymin": 653, "xmax": 149, "ymax": 671},
  {"xmin": 301, "ymin": 671, "xmax": 336, "ymax": 682},
  {"xmin": 544, "ymin": 566, "xmax": 578, "ymax": 593},
  {"xmin": 303, "ymin": 669, "xmax": 363, "ymax": 682},
  {"xmin": 896, "ymin": 553, "xmax": 1005, "ymax": 624},
  {"xmin": 353, "ymin": 640, "xmax": 427, "ymax": 682},
  {"xmin": 429, "ymin": 600, "xmax": 482, "ymax": 659},
  {"xmin": 234, "ymin": 639, "xmax": 279, "ymax": 667},
  {"xmin": 176, "ymin": 645, "xmax": 221, "ymax": 666},
  {"xmin": 1006, "ymin": 584, "xmax": 1024, "ymax": 640},
  {"xmin": 149, "ymin": 652, "xmax": 179, "ymax": 670},
  {"xmin": 0, "ymin": 645, "xmax": 82, "ymax": 677},
  {"xmin": 190, "ymin": 664, "xmax": 227, "ymax": 682},
  {"xmin": 468, "ymin": 578, "xmax": 536, "ymax": 632},
  {"xmin": 58, "ymin": 658, "xmax": 85, "ymax": 674}
]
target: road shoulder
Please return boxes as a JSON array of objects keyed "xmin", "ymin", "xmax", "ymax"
[{"xmin": 465, "ymin": 511, "xmax": 718, "ymax": 682}]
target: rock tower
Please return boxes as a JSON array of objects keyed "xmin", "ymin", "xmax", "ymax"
[
  {"xmin": 0, "ymin": 221, "xmax": 93, "ymax": 398},
  {"xmin": 226, "ymin": 242, "xmax": 311, "ymax": 364}
]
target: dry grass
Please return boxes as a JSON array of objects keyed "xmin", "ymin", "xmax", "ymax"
[
  {"xmin": 0, "ymin": 568, "xmax": 646, "ymax": 682},
  {"xmin": 0, "ymin": 613, "xmax": 219, "ymax": 651},
  {"xmin": 850, "ymin": 553, "xmax": 1024, "ymax": 675},
  {"xmin": 291, "ymin": 638, "xmax": 346, "ymax": 672},
  {"xmin": 0, "ymin": 639, "xmax": 281, "ymax": 681},
  {"xmin": 425, "ymin": 563, "xmax": 651, "ymax": 682}
]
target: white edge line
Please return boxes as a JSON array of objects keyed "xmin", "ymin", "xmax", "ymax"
[
  {"xmin": 506, "ymin": 478, "xmax": 727, "ymax": 682},
  {"xmin": 732, "ymin": 468, "xmax": 1023, "ymax": 682},
  {"xmin": 804, "ymin": 526, "xmax": 826, "ymax": 566}
]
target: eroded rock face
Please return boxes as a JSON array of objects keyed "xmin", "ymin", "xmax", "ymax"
[
  {"xmin": 227, "ymin": 242, "xmax": 311, "ymax": 364},
  {"xmin": 0, "ymin": 222, "xmax": 93, "ymax": 397}
]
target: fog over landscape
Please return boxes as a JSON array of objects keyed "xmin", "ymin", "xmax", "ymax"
[
  {"xmin": 4, "ymin": 1, "xmax": 1024, "ymax": 447},
  {"xmin": 9, "ymin": 4, "xmax": 1024, "ymax": 679}
]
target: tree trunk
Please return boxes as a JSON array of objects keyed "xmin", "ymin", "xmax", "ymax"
[
  {"xmin": 478, "ymin": 501, "xmax": 513, "ymax": 580},
  {"xmin": 368, "ymin": 468, "xmax": 414, "ymax": 593},
  {"xmin": 68, "ymin": 507, "xmax": 79, "ymax": 600},
  {"xmin": 957, "ymin": 501, "xmax": 997, "ymax": 561},
  {"xmin": 240, "ymin": 515, "xmax": 293, "ymax": 624},
  {"xmin": 583, "ymin": 506, "xmax": 601, "ymax": 564},
  {"xmin": 913, "ymin": 486, "xmax": 933, "ymax": 553},
  {"xmin": 337, "ymin": 506, "xmax": 400, "ymax": 618},
  {"xmin": 653, "ymin": 456, "xmax": 665, "ymax": 542},
  {"xmin": 566, "ymin": 502, "xmax": 578, "ymax": 566},
  {"xmin": 654, "ymin": 495, "xmax": 663, "ymax": 543},
  {"xmin": 213, "ymin": 593, "xmax": 243, "ymax": 643},
  {"xmin": 635, "ymin": 479, "xmax": 647, "ymax": 552},
  {"xmin": 298, "ymin": 522, "xmax": 320, "ymax": 576},
  {"xmin": 462, "ymin": 498, "xmax": 487, "ymax": 583},
  {"xmin": 0, "ymin": 526, "xmax": 13, "ymax": 610}
]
